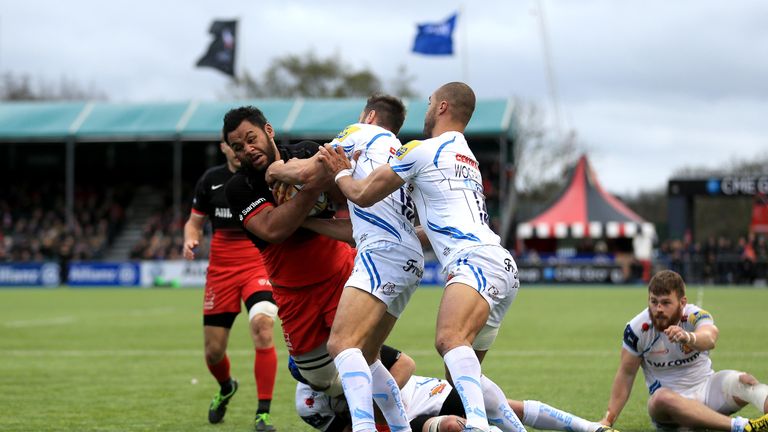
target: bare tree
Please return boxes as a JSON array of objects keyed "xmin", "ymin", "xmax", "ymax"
[
  {"xmin": 228, "ymin": 51, "xmax": 417, "ymax": 99},
  {"xmin": 0, "ymin": 72, "xmax": 107, "ymax": 101},
  {"xmin": 499, "ymin": 99, "xmax": 582, "ymax": 246}
]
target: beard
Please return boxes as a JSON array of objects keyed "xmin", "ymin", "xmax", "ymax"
[
  {"xmin": 650, "ymin": 305, "xmax": 684, "ymax": 331},
  {"xmin": 242, "ymin": 144, "xmax": 276, "ymax": 172},
  {"xmin": 423, "ymin": 112, "xmax": 436, "ymax": 137}
]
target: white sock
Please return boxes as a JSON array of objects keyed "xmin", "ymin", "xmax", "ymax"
[
  {"xmin": 480, "ymin": 375, "xmax": 526, "ymax": 432},
  {"xmin": 370, "ymin": 359, "xmax": 411, "ymax": 431},
  {"xmin": 732, "ymin": 416, "xmax": 749, "ymax": 432},
  {"xmin": 522, "ymin": 400, "xmax": 597, "ymax": 432},
  {"xmin": 443, "ymin": 346, "xmax": 489, "ymax": 431},
  {"xmin": 335, "ymin": 348, "xmax": 376, "ymax": 432}
]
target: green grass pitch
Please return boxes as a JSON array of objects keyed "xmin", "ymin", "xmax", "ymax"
[{"xmin": 1, "ymin": 286, "xmax": 766, "ymax": 431}]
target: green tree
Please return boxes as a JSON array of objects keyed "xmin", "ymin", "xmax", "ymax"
[{"xmin": 229, "ymin": 51, "xmax": 417, "ymax": 98}]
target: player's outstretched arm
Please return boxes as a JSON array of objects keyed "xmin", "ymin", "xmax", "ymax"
[
  {"xmin": 601, "ymin": 348, "xmax": 641, "ymax": 426},
  {"xmin": 301, "ymin": 217, "xmax": 354, "ymax": 245},
  {"xmin": 182, "ymin": 213, "xmax": 206, "ymax": 260},
  {"xmin": 664, "ymin": 323, "xmax": 719, "ymax": 352},
  {"xmin": 266, "ymin": 153, "xmax": 330, "ymax": 188},
  {"xmin": 318, "ymin": 145, "xmax": 404, "ymax": 207}
]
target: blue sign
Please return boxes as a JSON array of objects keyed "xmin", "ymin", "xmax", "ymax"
[
  {"xmin": 421, "ymin": 261, "xmax": 444, "ymax": 286},
  {"xmin": 67, "ymin": 263, "xmax": 141, "ymax": 286},
  {"xmin": 0, "ymin": 263, "xmax": 60, "ymax": 287}
]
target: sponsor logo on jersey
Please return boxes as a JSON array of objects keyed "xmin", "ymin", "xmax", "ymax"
[
  {"xmin": 214, "ymin": 207, "xmax": 232, "ymax": 218},
  {"xmin": 680, "ymin": 343, "xmax": 694, "ymax": 354},
  {"xmin": 487, "ymin": 285, "xmax": 500, "ymax": 300},
  {"xmin": 455, "ymin": 153, "xmax": 479, "ymax": 168},
  {"xmin": 334, "ymin": 125, "xmax": 361, "ymax": 142},
  {"xmin": 649, "ymin": 347, "xmax": 669, "ymax": 355},
  {"xmin": 402, "ymin": 259, "xmax": 424, "ymax": 278},
  {"xmin": 239, "ymin": 198, "xmax": 267, "ymax": 221},
  {"xmin": 395, "ymin": 140, "xmax": 422, "ymax": 160},
  {"xmin": 429, "ymin": 382, "xmax": 447, "ymax": 397},
  {"xmin": 689, "ymin": 310, "xmax": 711, "ymax": 326},
  {"xmin": 211, "ymin": 183, "xmax": 224, "ymax": 190},
  {"xmin": 381, "ymin": 282, "xmax": 396, "ymax": 296},
  {"xmin": 646, "ymin": 351, "xmax": 701, "ymax": 368},
  {"xmin": 305, "ymin": 396, "xmax": 315, "ymax": 408}
]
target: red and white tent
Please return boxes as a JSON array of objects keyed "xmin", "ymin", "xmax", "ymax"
[{"xmin": 517, "ymin": 155, "xmax": 655, "ymax": 240}]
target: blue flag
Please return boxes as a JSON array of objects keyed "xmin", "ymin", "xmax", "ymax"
[{"xmin": 412, "ymin": 13, "xmax": 458, "ymax": 56}]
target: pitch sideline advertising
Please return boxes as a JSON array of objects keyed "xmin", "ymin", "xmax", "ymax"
[
  {"xmin": 139, "ymin": 260, "xmax": 208, "ymax": 287},
  {"xmin": 0, "ymin": 263, "xmax": 60, "ymax": 287}
]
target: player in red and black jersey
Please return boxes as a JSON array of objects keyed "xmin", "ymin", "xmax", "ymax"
[
  {"xmin": 183, "ymin": 141, "xmax": 278, "ymax": 430},
  {"xmin": 223, "ymin": 105, "xmax": 356, "ymax": 400}
]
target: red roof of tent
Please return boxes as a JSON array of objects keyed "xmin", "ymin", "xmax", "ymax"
[{"xmin": 517, "ymin": 155, "xmax": 655, "ymax": 239}]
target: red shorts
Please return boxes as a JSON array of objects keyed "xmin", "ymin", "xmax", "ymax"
[
  {"xmin": 273, "ymin": 250, "xmax": 355, "ymax": 356},
  {"xmin": 203, "ymin": 264, "xmax": 272, "ymax": 315}
]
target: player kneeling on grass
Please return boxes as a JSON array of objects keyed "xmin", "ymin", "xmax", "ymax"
[
  {"xmin": 600, "ymin": 270, "xmax": 768, "ymax": 432},
  {"xmin": 291, "ymin": 348, "xmax": 620, "ymax": 432}
]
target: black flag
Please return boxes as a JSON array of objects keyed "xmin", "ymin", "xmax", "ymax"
[{"xmin": 196, "ymin": 20, "xmax": 237, "ymax": 77}]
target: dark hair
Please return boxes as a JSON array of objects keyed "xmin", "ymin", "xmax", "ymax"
[
  {"xmin": 363, "ymin": 94, "xmax": 406, "ymax": 135},
  {"xmin": 436, "ymin": 82, "xmax": 476, "ymax": 126},
  {"xmin": 222, "ymin": 106, "xmax": 269, "ymax": 144},
  {"xmin": 648, "ymin": 270, "xmax": 686, "ymax": 299}
]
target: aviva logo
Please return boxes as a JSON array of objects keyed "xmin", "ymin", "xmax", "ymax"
[
  {"xmin": 395, "ymin": 140, "xmax": 422, "ymax": 160},
  {"xmin": 335, "ymin": 125, "xmax": 360, "ymax": 142}
]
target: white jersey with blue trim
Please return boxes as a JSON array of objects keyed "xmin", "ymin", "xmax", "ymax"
[
  {"xmin": 389, "ymin": 131, "xmax": 500, "ymax": 269},
  {"xmin": 622, "ymin": 304, "xmax": 715, "ymax": 395},
  {"xmin": 330, "ymin": 123, "xmax": 421, "ymax": 253},
  {"xmin": 295, "ymin": 375, "xmax": 452, "ymax": 429}
]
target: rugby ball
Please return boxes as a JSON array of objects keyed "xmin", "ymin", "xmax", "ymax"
[{"xmin": 285, "ymin": 184, "xmax": 331, "ymax": 217}]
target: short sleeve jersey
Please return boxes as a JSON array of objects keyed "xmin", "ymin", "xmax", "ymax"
[
  {"xmin": 191, "ymin": 164, "xmax": 241, "ymax": 233},
  {"xmin": 622, "ymin": 304, "xmax": 715, "ymax": 394},
  {"xmin": 330, "ymin": 123, "xmax": 421, "ymax": 253},
  {"xmin": 295, "ymin": 375, "xmax": 452, "ymax": 430},
  {"xmin": 388, "ymin": 131, "xmax": 501, "ymax": 268},
  {"xmin": 225, "ymin": 141, "xmax": 353, "ymax": 287}
]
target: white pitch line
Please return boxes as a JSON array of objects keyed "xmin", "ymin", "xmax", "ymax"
[{"xmin": 4, "ymin": 316, "xmax": 76, "ymax": 328}]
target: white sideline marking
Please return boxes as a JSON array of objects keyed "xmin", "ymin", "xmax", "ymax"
[
  {"xmin": 3, "ymin": 307, "xmax": 175, "ymax": 328},
  {"xmin": 5, "ymin": 316, "xmax": 76, "ymax": 328},
  {"xmin": 2, "ymin": 349, "xmax": 767, "ymax": 358}
]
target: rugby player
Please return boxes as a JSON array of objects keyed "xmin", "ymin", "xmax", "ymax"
[
  {"xmin": 267, "ymin": 95, "xmax": 420, "ymax": 432},
  {"xmin": 222, "ymin": 106, "xmax": 357, "ymax": 413},
  {"xmin": 292, "ymin": 349, "xmax": 620, "ymax": 432},
  {"xmin": 182, "ymin": 140, "xmax": 277, "ymax": 429},
  {"xmin": 318, "ymin": 82, "xmax": 523, "ymax": 432},
  {"xmin": 600, "ymin": 270, "xmax": 768, "ymax": 431}
]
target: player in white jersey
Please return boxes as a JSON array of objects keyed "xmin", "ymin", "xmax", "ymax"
[
  {"xmin": 294, "ymin": 355, "xmax": 621, "ymax": 432},
  {"xmin": 601, "ymin": 270, "xmax": 768, "ymax": 432},
  {"xmin": 318, "ymin": 82, "xmax": 522, "ymax": 432},
  {"xmin": 269, "ymin": 95, "xmax": 422, "ymax": 432}
]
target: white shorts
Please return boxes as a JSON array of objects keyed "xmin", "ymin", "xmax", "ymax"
[
  {"xmin": 445, "ymin": 245, "xmax": 519, "ymax": 330},
  {"xmin": 652, "ymin": 370, "xmax": 744, "ymax": 431},
  {"xmin": 345, "ymin": 241, "xmax": 423, "ymax": 318}
]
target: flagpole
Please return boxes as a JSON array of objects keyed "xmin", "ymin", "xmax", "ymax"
[
  {"xmin": 535, "ymin": 0, "xmax": 563, "ymax": 135},
  {"xmin": 460, "ymin": 4, "xmax": 469, "ymax": 84}
]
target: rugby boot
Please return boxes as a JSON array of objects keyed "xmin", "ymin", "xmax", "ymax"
[
  {"xmin": 208, "ymin": 379, "xmax": 238, "ymax": 423},
  {"xmin": 254, "ymin": 412, "xmax": 277, "ymax": 431},
  {"xmin": 745, "ymin": 413, "xmax": 768, "ymax": 432}
]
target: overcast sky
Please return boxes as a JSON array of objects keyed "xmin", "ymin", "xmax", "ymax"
[{"xmin": 3, "ymin": 0, "xmax": 767, "ymax": 195}]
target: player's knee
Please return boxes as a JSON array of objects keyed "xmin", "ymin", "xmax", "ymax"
[
  {"xmin": 648, "ymin": 389, "xmax": 678, "ymax": 412},
  {"xmin": 435, "ymin": 333, "xmax": 463, "ymax": 356},
  {"xmin": 204, "ymin": 342, "xmax": 226, "ymax": 364},
  {"xmin": 429, "ymin": 415, "xmax": 465, "ymax": 432}
]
